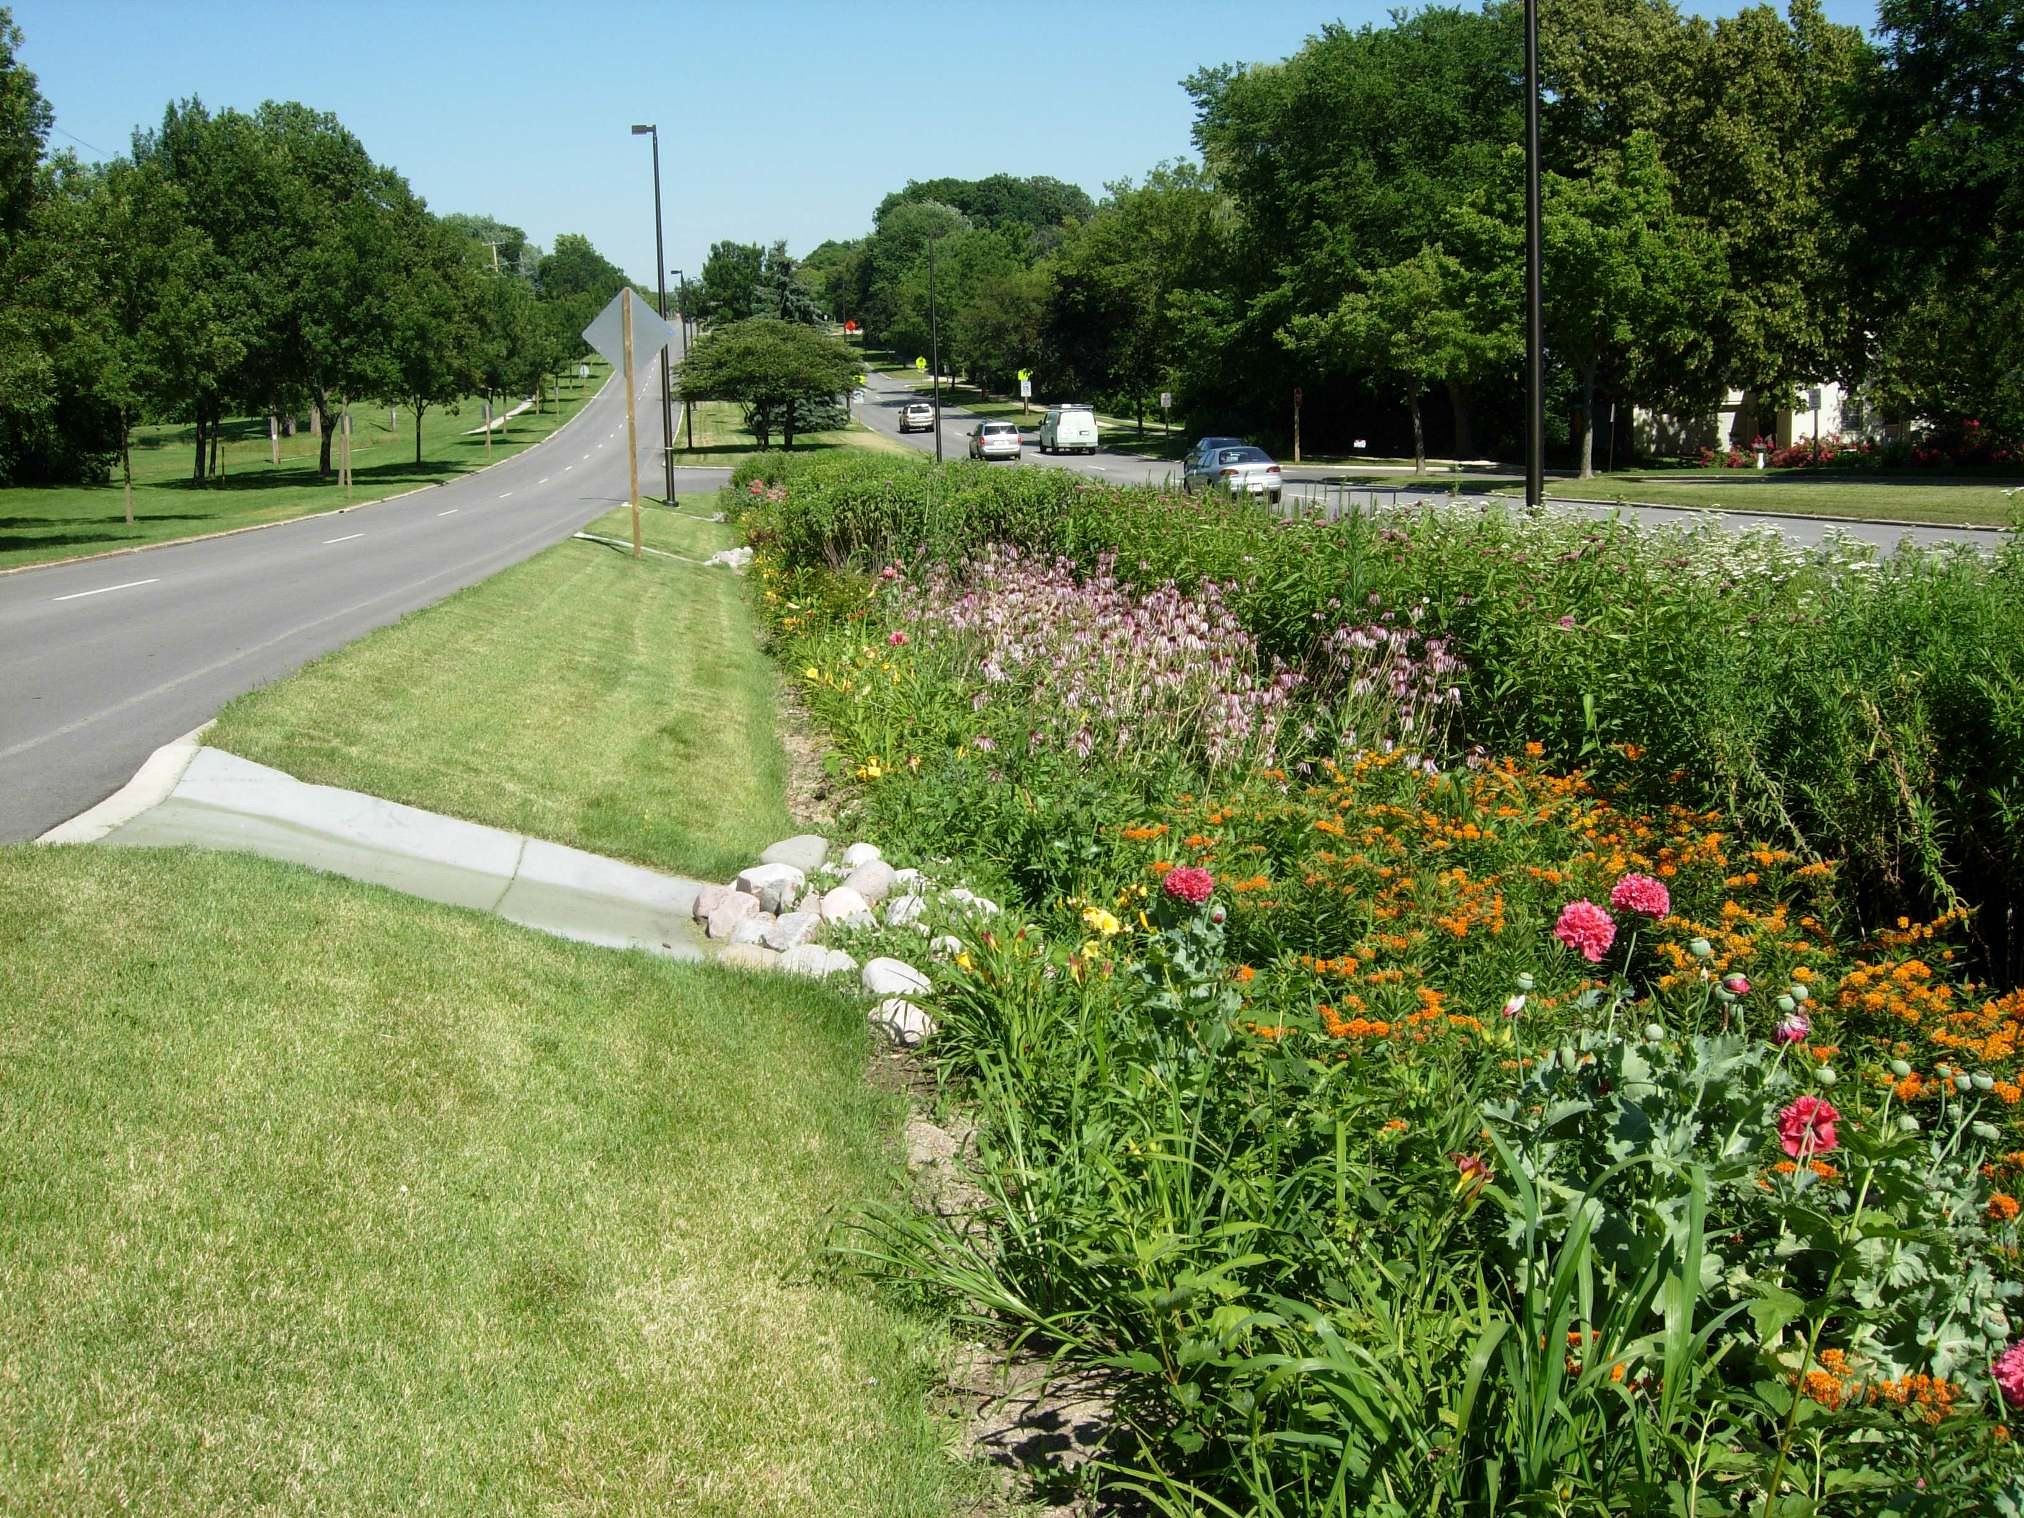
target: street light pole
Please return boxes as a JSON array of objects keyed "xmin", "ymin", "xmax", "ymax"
[
  {"xmin": 929, "ymin": 237, "xmax": 943, "ymax": 463},
  {"xmin": 631, "ymin": 124, "xmax": 675, "ymax": 508},
  {"xmin": 1524, "ymin": 0, "xmax": 1545, "ymax": 509}
]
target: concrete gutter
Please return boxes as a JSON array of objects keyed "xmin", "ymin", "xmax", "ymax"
[{"xmin": 39, "ymin": 742, "xmax": 709, "ymax": 961}]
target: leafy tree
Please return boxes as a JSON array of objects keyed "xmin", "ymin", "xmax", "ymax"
[
  {"xmin": 361, "ymin": 193, "xmax": 483, "ymax": 465},
  {"xmin": 874, "ymin": 174, "xmax": 1093, "ymax": 241},
  {"xmin": 537, "ymin": 232, "xmax": 627, "ymax": 360},
  {"xmin": 758, "ymin": 240, "xmax": 823, "ymax": 324},
  {"xmin": 694, "ymin": 239, "xmax": 764, "ymax": 325},
  {"xmin": 853, "ymin": 199, "xmax": 969, "ymax": 341},
  {"xmin": 442, "ymin": 211, "xmax": 539, "ymax": 280},
  {"xmin": 676, "ymin": 317, "xmax": 857, "ymax": 448},
  {"xmin": 952, "ymin": 265, "xmax": 1049, "ymax": 395},
  {"xmin": 0, "ymin": 4, "xmax": 46, "ymax": 235}
]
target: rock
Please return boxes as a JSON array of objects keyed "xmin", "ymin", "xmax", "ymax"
[
  {"xmin": 862, "ymin": 957, "xmax": 932, "ymax": 998},
  {"xmin": 892, "ymin": 867, "xmax": 923, "ymax": 890},
  {"xmin": 885, "ymin": 893, "xmax": 927, "ymax": 927},
  {"xmin": 793, "ymin": 887, "xmax": 823, "ymax": 916},
  {"xmin": 763, "ymin": 911, "xmax": 823, "ymax": 952},
  {"xmin": 760, "ymin": 834, "xmax": 830, "ymax": 874},
  {"xmin": 779, "ymin": 944, "xmax": 857, "ymax": 979},
  {"xmin": 840, "ymin": 841, "xmax": 883, "ymax": 870},
  {"xmin": 844, "ymin": 859, "xmax": 897, "ymax": 905},
  {"xmin": 734, "ymin": 861, "xmax": 806, "ymax": 915},
  {"xmin": 871, "ymin": 998, "xmax": 936, "ymax": 1047},
  {"xmin": 820, "ymin": 886, "xmax": 873, "ymax": 927},
  {"xmin": 716, "ymin": 942, "xmax": 780, "ymax": 973},
  {"xmin": 706, "ymin": 546, "xmax": 754, "ymax": 570},
  {"xmin": 706, "ymin": 890, "xmax": 760, "ymax": 940},
  {"xmin": 929, "ymin": 934, "xmax": 964, "ymax": 960},
  {"xmin": 692, "ymin": 883, "xmax": 728, "ymax": 923},
  {"xmin": 730, "ymin": 912, "xmax": 775, "ymax": 946}
]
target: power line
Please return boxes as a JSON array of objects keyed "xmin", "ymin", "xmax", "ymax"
[{"xmin": 48, "ymin": 123, "xmax": 112, "ymax": 158}]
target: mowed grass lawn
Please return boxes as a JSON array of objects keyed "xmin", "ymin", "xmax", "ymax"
[
  {"xmin": 0, "ymin": 364, "xmax": 611, "ymax": 571},
  {"xmin": 208, "ymin": 503, "xmax": 791, "ymax": 883},
  {"xmin": 0, "ymin": 845, "xmax": 965, "ymax": 1515},
  {"xmin": 674, "ymin": 399, "xmax": 910, "ymax": 467}
]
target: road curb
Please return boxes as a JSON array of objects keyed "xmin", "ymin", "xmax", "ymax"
[
  {"xmin": 37, "ymin": 723, "xmax": 213, "ymax": 844},
  {"xmin": 0, "ymin": 373, "xmax": 619, "ymax": 579}
]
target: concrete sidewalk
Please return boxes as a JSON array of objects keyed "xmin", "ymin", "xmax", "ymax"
[{"xmin": 42, "ymin": 738, "xmax": 709, "ymax": 961}]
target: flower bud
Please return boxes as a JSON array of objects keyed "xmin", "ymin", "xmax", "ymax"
[
  {"xmin": 1721, "ymin": 973, "xmax": 1751, "ymax": 996},
  {"xmin": 1558, "ymin": 1044, "xmax": 1579, "ymax": 1072},
  {"xmin": 1643, "ymin": 1023, "xmax": 1665, "ymax": 1044},
  {"xmin": 1502, "ymin": 994, "xmax": 1527, "ymax": 1019},
  {"xmin": 1973, "ymin": 1121, "xmax": 2003, "ymax": 1143},
  {"xmin": 1896, "ymin": 1115, "xmax": 1921, "ymax": 1134},
  {"xmin": 1689, "ymin": 937, "xmax": 1713, "ymax": 959},
  {"xmin": 1789, "ymin": 982, "xmax": 1810, "ymax": 1003},
  {"xmin": 1209, "ymin": 905, "xmax": 1227, "ymax": 926},
  {"xmin": 1816, "ymin": 1066, "xmax": 1837, "ymax": 1087},
  {"xmin": 1973, "ymin": 1072, "xmax": 1995, "ymax": 1092},
  {"xmin": 1890, "ymin": 1059, "xmax": 1912, "ymax": 1079},
  {"xmin": 1956, "ymin": 1074, "xmax": 1974, "ymax": 1092},
  {"xmin": 1776, "ymin": 994, "xmax": 1796, "ymax": 1014},
  {"xmin": 1515, "ymin": 972, "xmax": 1536, "ymax": 993}
]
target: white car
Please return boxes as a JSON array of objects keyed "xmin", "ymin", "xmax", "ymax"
[
  {"xmin": 968, "ymin": 421, "xmax": 1021, "ymax": 461},
  {"xmin": 898, "ymin": 401, "xmax": 936, "ymax": 433},
  {"xmin": 1038, "ymin": 404, "xmax": 1099, "ymax": 455},
  {"xmin": 1183, "ymin": 444, "xmax": 1283, "ymax": 504}
]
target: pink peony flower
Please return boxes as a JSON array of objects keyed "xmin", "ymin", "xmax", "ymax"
[
  {"xmin": 887, "ymin": 630, "xmax": 909, "ymax": 646},
  {"xmin": 1774, "ymin": 1012, "xmax": 1810, "ymax": 1045},
  {"xmin": 1723, "ymin": 973, "xmax": 1752, "ymax": 996},
  {"xmin": 1995, "ymin": 1341, "xmax": 2024, "ymax": 1410},
  {"xmin": 1162, "ymin": 866, "xmax": 1215, "ymax": 906},
  {"xmin": 1777, "ymin": 1096, "xmax": 1840, "ymax": 1158},
  {"xmin": 1553, "ymin": 900, "xmax": 1616, "ymax": 963},
  {"xmin": 1609, "ymin": 873, "xmax": 1671, "ymax": 919}
]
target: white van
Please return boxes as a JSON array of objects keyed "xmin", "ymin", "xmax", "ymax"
[{"xmin": 1038, "ymin": 404, "xmax": 1099, "ymax": 455}]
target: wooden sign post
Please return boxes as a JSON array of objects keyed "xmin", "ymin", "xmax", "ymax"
[{"xmin": 623, "ymin": 291, "xmax": 640, "ymax": 558}]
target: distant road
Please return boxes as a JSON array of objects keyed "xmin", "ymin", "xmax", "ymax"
[
  {"xmin": 0, "ymin": 357, "xmax": 726, "ymax": 842},
  {"xmin": 851, "ymin": 371, "xmax": 2001, "ymax": 554}
]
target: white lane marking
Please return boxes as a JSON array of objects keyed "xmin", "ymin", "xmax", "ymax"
[
  {"xmin": 563, "ymin": 465, "xmax": 574, "ymax": 472},
  {"xmin": 437, "ymin": 508, "xmax": 460, "ymax": 517},
  {"xmin": 53, "ymin": 577, "xmax": 159, "ymax": 603},
  {"xmin": 499, "ymin": 491, "xmax": 514, "ymax": 499},
  {"xmin": 538, "ymin": 477, "xmax": 550, "ymax": 485},
  {"xmin": 323, "ymin": 532, "xmax": 364, "ymax": 544},
  {"xmin": 581, "ymin": 453, "xmax": 591, "ymax": 461}
]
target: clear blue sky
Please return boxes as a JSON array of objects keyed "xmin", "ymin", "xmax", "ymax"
[{"xmin": 15, "ymin": 0, "xmax": 1880, "ymax": 289}]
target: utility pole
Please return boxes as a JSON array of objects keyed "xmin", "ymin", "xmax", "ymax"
[
  {"xmin": 929, "ymin": 238, "xmax": 943, "ymax": 463},
  {"xmin": 483, "ymin": 240, "xmax": 503, "ymax": 273},
  {"xmin": 1524, "ymin": 0, "xmax": 1545, "ymax": 509},
  {"xmin": 622, "ymin": 290, "xmax": 641, "ymax": 558},
  {"xmin": 673, "ymin": 268, "xmax": 693, "ymax": 451},
  {"xmin": 632, "ymin": 124, "xmax": 675, "ymax": 507}
]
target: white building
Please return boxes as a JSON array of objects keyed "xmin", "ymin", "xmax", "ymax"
[{"xmin": 1637, "ymin": 380, "xmax": 1889, "ymax": 457}]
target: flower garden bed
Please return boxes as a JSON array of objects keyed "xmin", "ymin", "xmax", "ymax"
[{"xmin": 730, "ymin": 452, "xmax": 2024, "ymax": 1512}]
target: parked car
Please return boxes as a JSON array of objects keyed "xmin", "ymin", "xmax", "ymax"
[
  {"xmin": 1038, "ymin": 404, "xmax": 1099, "ymax": 455},
  {"xmin": 898, "ymin": 401, "xmax": 936, "ymax": 433},
  {"xmin": 968, "ymin": 420, "xmax": 1022, "ymax": 461},
  {"xmin": 1183, "ymin": 444, "xmax": 1283, "ymax": 504}
]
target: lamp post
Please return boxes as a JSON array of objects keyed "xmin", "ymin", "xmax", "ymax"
[
  {"xmin": 1523, "ymin": 0, "xmax": 1544, "ymax": 509},
  {"xmin": 630, "ymin": 124, "xmax": 675, "ymax": 507},
  {"xmin": 671, "ymin": 267, "xmax": 693, "ymax": 451},
  {"xmin": 929, "ymin": 237, "xmax": 943, "ymax": 462}
]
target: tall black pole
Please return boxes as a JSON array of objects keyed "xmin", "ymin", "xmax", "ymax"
[
  {"xmin": 929, "ymin": 239, "xmax": 943, "ymax": 463},
  {"xmin": 1524, "ymin": 0, "xmax": 1544, "ymax": 508},
  {"xmin": 673, "ymin": 268, "xmax": 692, "ymax": 452},
  {"xmin": 633, "ymin": 125, "xmax": 674, "ymax": 506}
]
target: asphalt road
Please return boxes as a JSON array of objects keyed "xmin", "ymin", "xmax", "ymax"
[
  {"xmin": 852, "ymin": 371, "xmax": 2002, "ymax": 554},
  {"xmin": 0, "ymin": 356, "xmax": 728, "ymax": 842}
]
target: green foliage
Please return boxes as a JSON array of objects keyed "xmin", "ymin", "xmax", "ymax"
[
  {"xmin": 678, "ymin": 317, "xmax": 858, "ymax": 448},
  {"xmin": 694, "ymin": 237, "xmax": 765, "ymax": 324}
]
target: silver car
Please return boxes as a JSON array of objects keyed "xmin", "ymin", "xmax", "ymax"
[
  {"xmin": 1183, "ymin": 444, "xmax": 1283, "ymax": 504},
  {"xmin": 968, "ymin": 421, "xmax": 1021, "ymax": 461}
]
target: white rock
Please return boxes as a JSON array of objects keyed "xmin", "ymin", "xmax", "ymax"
[
  {"xmin": 892, "ymin": 867, "xmax": 923, "ymax": 890},
  {"xmin": 734, "ymin": 861, "xmax": 806, "ymax": 915},
  {"xmin": 884, "ymin": 894, "xmax": 926, "ymax": 927},
  {"xmin": 793, "ymin": 887, "xmax": 823, "ymax": 916},
  {"xmin": 862, "ymin": 957, "xmax": 932, "ymax": 998},
  {"xmin": 840, "ymin": 841, "xmax": 883, "ymax": 870},
  {"xmin": 966, "ymin": 895, "xmax": 1001, "ymax": 917},
  {"xmin": 760, "ymin": 834, "xmax": 830, "ymax": 873},
  {"xmin": 717, "ymin": 943, "xmax": 781, "ymax": 972},
  {"xmin": 692, "ymin": 883, "xmax": 728, "ymax": 923},
  {"xmin": 946, "ymin": 886, "xmax": 975, "ymax": 906},
  {"xmin": 871, "ymin": 998, "xmax": 936, "ymax": 1047},
  {"xmin": 844, "ymin": 860, "xmax": 897, "ymax": 905},
  {"xmin": 763, "ymin": 911, "xmax": 823, "ymax": 952},
  {"xmin": 706, "ymin": 546, "xmax": 754, "ymax": 570},
  {"xmin": 729, "ymin": 912, "xmax": 775, "ymax": 946},
  {"xmin": 929, "ymin": 934, "xmax": 963, "ymax": 960},
  {"xmin": 820, "ymin": 886, "xmax": 874, "ymax": 927},
  {"xmin": 706, "ymin": 890, "xmax": 761, "ymax": 940},
  {"xmin": 779, "ymin": 944, "xmax": 858, "ymax": 978}
]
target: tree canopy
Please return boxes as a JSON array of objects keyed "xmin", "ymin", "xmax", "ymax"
[{"xmin": 676, "ymin": 317, "xmax": 857, "ymax": 449}]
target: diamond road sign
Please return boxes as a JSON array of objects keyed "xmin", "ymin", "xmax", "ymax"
[{"xmin": 581, "ymin": 288, "xmax": 678, "ymax": 372}]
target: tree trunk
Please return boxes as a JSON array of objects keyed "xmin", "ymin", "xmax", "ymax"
[
  {"xmin": 1408, "ymin": 386, "xmax": 1426, "ymax": 474},
  {"xmin": 782, "ymin": 398, "xmax": 797, "ymax": 451},
  {"xmin": 414, "ymin": 404, "xmax": 425, "ymax": 467},
  {"xmin": 208, "ymin": 416, "xmax": 221, "ymax": 481},
  {"xmin": 121, "ymin": 416, "xmax": 134, "ymax": 525},
  {"xmin": 317, "ymin": 394, "xmax": 335, "ymax": 477},
  {"xmin": 192, "ymin": 411, "xmax": 207, "ymax": 483},
  {"xmin": 1578, "ymin": 364, "xmax": 1597, "ymax": 479},
  {"xmin": 1445, "ymin": 378, "xmax": 1475, "ymax": 459}
]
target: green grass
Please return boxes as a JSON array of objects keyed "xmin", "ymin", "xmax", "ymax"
[
  {"xmin": 674, "ymin": 400, "xmax": 911, "ymax": 467},
  {"xmin": 0, "ymin": 844, "xmax": 968, "ymax": 1516},
  {"xmin": 0, "ymin": 364, "xmax": 612, "ymax": 570},
  {"xmin": 1531, "ymin": 469, "xmax": 2022, "ymax": 526},
  {"xmin": 207, "ymin": 501, "xmax": 796, "ymax": 883}
]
